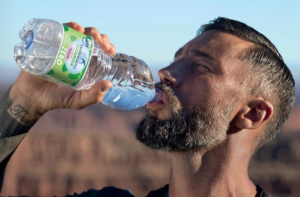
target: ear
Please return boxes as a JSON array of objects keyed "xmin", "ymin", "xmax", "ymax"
[{"xmin": 234, "ymin": 100, "xmax": 274, "ymax": 130}]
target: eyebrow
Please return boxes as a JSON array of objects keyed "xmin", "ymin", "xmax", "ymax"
[
  {"xmin": 191, "ymin": 50, "xmax": 217, "ymax": 66},
  {"xmin": 174, "ymin": 48, "xmax": 218, "ymax": 67},
  {"xmin": 174, "ymin": 47, "xmax": 184, "ymax": 59}
]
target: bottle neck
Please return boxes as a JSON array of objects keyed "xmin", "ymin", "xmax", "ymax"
[{"xmin": 149, "ymin": 87, "xmax": 163, "ymax": 103}]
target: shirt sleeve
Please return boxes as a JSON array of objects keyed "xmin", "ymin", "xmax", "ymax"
[{"xmin": 0, "ymin": 87, "xmax": 35, "ymax": 193}]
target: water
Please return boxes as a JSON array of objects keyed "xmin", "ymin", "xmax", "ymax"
[
  {"xmin": 14, "ymin": 18, "xmax": 159, "ymax": 110},
  {"xmin": 102, "ymin": 85, "xmax": 155, "ymax": 110}
]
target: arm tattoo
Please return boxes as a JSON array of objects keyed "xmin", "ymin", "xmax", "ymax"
[{"xmin": 9, "ymin": 103, "xmax": 37, "ymax": 126}]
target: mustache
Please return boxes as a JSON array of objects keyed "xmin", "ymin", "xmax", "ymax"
[
  {"xmin": 146, "ymin": 82, "xmax": 182, "ymax": 118},
  {"xmin": 154, "ymin": 82, "xmax": 172, "ymax": 93},
  {"xmin": 154, "ymin": 82, "xmax": 179, "ymax": 105}
]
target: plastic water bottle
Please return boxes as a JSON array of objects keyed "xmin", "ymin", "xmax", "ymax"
[{"xmin": 14, "ymin": 19, "xmax": 162, "ymax": 110}]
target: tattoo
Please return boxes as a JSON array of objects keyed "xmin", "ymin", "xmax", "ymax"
[{"xmin": 9, "ymin": 103, "xmax": 36, "ymax": 126}]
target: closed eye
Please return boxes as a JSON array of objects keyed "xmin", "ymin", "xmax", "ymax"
[{"xmin": 193, "ymin": 63, "xmax": 210, "ymax": 71}]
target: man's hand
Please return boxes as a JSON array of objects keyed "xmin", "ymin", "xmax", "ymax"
[{"xmin": 8, "ymin": 22, "xmax": 116, "ymax": 126}]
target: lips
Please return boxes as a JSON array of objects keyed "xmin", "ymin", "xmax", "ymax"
[
  {"xmin": 146, "ymin": 92, "xmax": 175, "ymax": 120},
  {"xmin": 146, "ymin": 93, "xmax": 167, "ymax": 108}
]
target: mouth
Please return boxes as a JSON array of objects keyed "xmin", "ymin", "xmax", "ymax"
[
  {"xmin": 145, "ymin": 83, "xmax": 182, "ymax": 120},
  {"xmin": 146, "ymin": 93, "xmax": 167, "ymax": 109},
  {"xmin": 146, "ymin": 93, "xmax": 172, "ymax": 120}
]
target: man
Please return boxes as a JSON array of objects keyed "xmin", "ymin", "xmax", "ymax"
[{"xmin": 0, "ymin": 17, "xmax": 295, "ymax": 197}]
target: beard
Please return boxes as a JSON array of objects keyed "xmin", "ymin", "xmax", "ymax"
[{"xmin": 135, "ymin": 82, "xmax": 235, "ymax": 152}]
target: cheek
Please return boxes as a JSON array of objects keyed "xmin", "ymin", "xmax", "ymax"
[{"xmin": 177, "ymin": 78, "xmax": 214, "ymax": 107}]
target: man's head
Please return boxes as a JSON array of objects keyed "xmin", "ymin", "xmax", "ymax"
[{"xmin": 136, "ymin": 17, "xmax": 295, "ymax": 153}]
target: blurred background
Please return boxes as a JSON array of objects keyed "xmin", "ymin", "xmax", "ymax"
[{"xmin": 0, "ymin": 0, "xmax": 300, "ymax": 196}]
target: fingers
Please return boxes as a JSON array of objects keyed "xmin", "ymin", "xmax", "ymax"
[
  {"xmin": 84, "ymin": 27, "xmax": 102, "ymax": 43},
  {"xmin": 106, "ymin": 43, "xmax": 116, "ymax": 54},
  {"xmin": 88, "ymin": 80, "xmax": 113, "ymax": 104},
  {"xmin": 71, "ymin": 80, "xmax": 113, "ymax": 110},
  {"xmin": 63, "ymin": 22, "xmax": 116, "ymax": 55},
  {"xmin": 84, "ymin": 28, "xmax": 116, "ymax": 54},
  {"xmin": 99, "ymin": 34, "xmax": 112, "ymax": 53},
  {"xmin": 63, "ymin": 22, "xmax": 85, "ymax": 33},
  {"xmin": 84, "ymin": 27, "xmax": 108, "ymax": 50}
]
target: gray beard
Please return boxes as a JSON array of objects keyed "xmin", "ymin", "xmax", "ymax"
[{"xmin": 135, "ymin": 83, "xmax": 234, "ymax": 152}]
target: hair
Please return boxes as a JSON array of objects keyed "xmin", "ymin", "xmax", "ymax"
[{"xmin": 197, "ymin": 17, "xmax": 295, "ymax": 151}]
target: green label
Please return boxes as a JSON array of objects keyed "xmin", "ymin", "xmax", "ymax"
[{"xmin": 47, "ymin": 25, "xmax": 94, "ymax": 87}]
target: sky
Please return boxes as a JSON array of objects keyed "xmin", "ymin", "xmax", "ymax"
[{"xmin": 0, "ymin": 0, "xmax": 299, "ymax": 82}]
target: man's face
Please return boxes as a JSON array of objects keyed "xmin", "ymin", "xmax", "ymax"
[{"xmin": 136, "ymin": 30, "xmax": 253, "ymax": 151}]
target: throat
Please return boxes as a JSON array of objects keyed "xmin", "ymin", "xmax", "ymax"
[{"xmin": 168, "ymin": 149, "xmax": 256, "ymax": 197}]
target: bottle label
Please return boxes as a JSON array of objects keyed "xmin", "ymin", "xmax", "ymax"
[{"xmin": 46, "ymin": 25, "xmax": 94, "ymax": 87}]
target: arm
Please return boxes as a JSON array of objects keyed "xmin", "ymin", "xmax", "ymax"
[
  {"xmin": 0, "ymin": 87, "xmax": 36, "ymax": 192},
  {"xmin": 0, "ymin": 22, "xmax": 116, "ymax": 194}
]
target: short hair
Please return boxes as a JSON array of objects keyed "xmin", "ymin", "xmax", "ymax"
[{"xmin": 197, "ymin": 17, "xmax": 295, "ymax": 151}]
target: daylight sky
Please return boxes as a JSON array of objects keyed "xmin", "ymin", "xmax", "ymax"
[{"xmin": 0, "ymin": 0, "xmax": 299, "ymax": 81}]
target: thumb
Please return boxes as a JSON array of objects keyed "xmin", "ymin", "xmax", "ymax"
[{"xmin": 88, "ymin": 80, "xmax": 113, "ymax": 104}]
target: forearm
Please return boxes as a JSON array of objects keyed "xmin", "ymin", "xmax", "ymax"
[{"xmin": 0, "ymin": 87, "xmax": 38, "ymax": 193}]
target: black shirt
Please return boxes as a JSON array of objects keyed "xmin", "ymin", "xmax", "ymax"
[
  {"xmin": 64, "ymin": 184, "xmax": 271, "ymax": 197},
  {"xmin": 0, "ymin": 89, "xmax": 272, "ymax": 197}
]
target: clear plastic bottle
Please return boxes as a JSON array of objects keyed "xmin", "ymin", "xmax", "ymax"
[{"xmin": 14, "ymin": 19, "xmax": 162, "ymax": 110}]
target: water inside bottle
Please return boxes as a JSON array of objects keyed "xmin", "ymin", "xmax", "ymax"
[{"xmin": 102, "ymin": 85, "xmax": 155, "ymax": 110}]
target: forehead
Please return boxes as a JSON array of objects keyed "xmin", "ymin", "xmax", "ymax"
[{"xmin": 177, "ymin": 30, "xmax": 253, "ymax": 64}]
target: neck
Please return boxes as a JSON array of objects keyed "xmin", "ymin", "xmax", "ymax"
[{"xmin": 168, "ymin": 136, "xmax": 257, "ymax": 197}]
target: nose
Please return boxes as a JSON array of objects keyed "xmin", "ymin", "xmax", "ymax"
[{"xmin": 158, "ymin": 63, "xmax": 182, "ymax": 88}]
